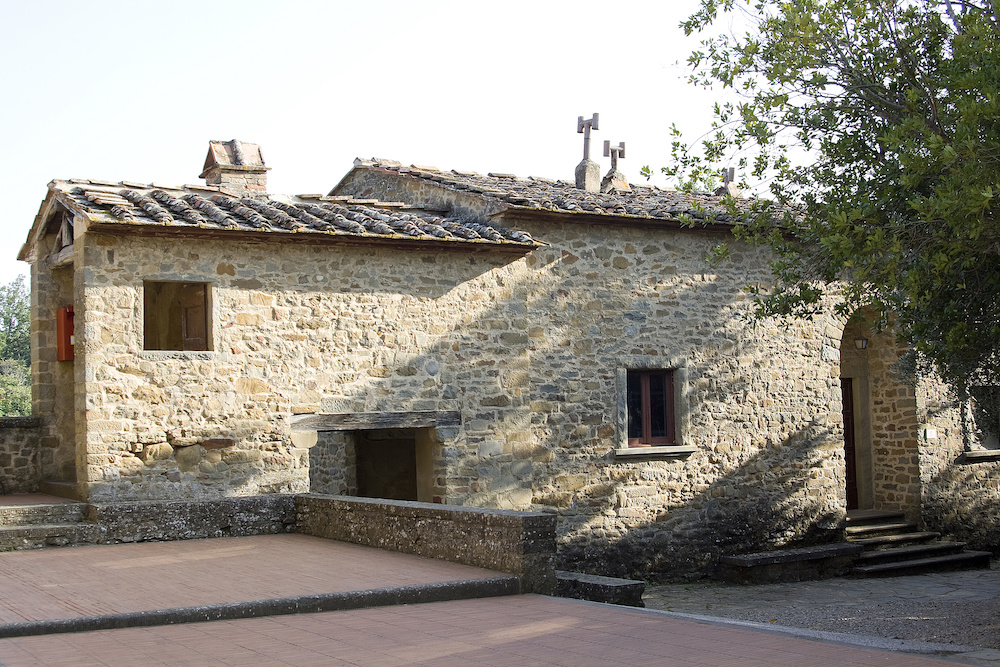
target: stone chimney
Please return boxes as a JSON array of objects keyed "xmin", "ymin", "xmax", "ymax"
[
  {"xmin": 600, "ymin": 141, "xmax": 629, "ymax": 193},
  {"xmin": 575, "ymin": 114, "xmax": 600, "ymax": 192},
  {"xmin": 576, "ymin": 159, "xmax": 600, "ymax": 193},
  {"xmin": 200, "ymin": 139, "xmax": 269, "ymax": 194},
  {"xmin": 714, "ymin": 167, "xmax": 742, "ymax": 198}
]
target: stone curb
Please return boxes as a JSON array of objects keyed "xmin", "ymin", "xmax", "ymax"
[
  {"xmin": 0, "ymin": 576, "xmax": 520, "ymax": 639},
  {"xmin": 642, "ymin": 609, "xmax": 1000, "ymax": 664}
]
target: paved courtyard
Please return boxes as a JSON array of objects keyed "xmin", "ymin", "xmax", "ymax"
[{"xmin": 0, "ymin": 535, "xmax": 988, "ymax": 666}]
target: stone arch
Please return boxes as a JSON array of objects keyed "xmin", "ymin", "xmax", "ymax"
[{"xmin": 838, "ymin": 310, "xmax": 921, "ymax": 518}]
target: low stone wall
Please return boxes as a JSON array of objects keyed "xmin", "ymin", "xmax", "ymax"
[
  {"xmin": 89, "ymin": 495, "xmax": 296, "ymax": 543},
  {"xmin": 295, "ymin": 494, "xmax": 557, "ymax": 594},
  {"xmin": 0, "ymin": 417, "xmax": 41, "ymax": 494}
]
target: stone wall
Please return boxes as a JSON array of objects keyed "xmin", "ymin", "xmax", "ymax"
[
  {"xmin": 920, "ymin": 457, "xmax": 1000, "ymax": 553},
  {"xmin": 866, "ymin": 326, "xmax": 922, "ymax": 517},
  {"xmin": 0, "ymin": 417, "xmax": 41, "ymax": 493},
  {"xmin": 31, "ymin": 255, "xmax": 77, "ymax": 486},
  {"xmin": 917, "ymin": 373, "xmax": 1000, "ymax": 552},
  {"xmin": 295, "ymin": 494, "xmax": 557, "ymax": 594},
  {"xmin": 308, "ymin": 431, "xmax": 356, "ymax": 496},
  {"xmin": 53, "ymin": 187, "xmax": 853, "ymax": 578}
]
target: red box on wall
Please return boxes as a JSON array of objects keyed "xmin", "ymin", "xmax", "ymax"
[{"xmin": 57, "ymin": 306, "xmax": 74, "ymax": 361}]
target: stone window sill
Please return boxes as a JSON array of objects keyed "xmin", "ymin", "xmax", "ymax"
[
  {"xmin": 959, "ymin": 449, "xmax": 1000, "ymax": 463},
  {"xmin": 613, "ymin": 445, "xmax": 697, "ymax": 460}
]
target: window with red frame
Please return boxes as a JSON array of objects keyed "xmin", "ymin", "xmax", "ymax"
[{"xmin": 627, "ymin": 369, "xmax": 675, "ymax": 446}]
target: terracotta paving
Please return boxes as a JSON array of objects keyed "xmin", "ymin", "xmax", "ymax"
[
  {"xmin": 0, "ymin": 595, "xmax": 964, "ymax": 666},
  {"xmin": 0, "ymin": 534, "xmax": 503, "ymax": 623},
  {"xmin": 0, "ymin": 531, "xmax": 972, "ymax": 665}
]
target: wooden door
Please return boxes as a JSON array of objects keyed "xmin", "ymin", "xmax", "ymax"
[{"xmin": 841, "ymin": 378, "xmax": 859, "ymax": 510}]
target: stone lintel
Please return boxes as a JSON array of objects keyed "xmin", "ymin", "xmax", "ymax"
[{"xmin": 290, "ymin": 411, "xmax": 461, "ymax": 432}]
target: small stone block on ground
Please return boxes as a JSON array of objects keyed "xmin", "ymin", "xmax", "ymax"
[{"xmin": 555, "ymin": 570, "xmax": 645, "ymax": 607}]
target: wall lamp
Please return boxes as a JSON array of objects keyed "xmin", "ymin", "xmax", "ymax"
[{"xmin": 854, "ymin": 337, "xmax": 869, "ymax": 350}]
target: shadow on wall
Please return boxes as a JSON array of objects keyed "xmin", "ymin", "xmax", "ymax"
[
  {"xmin": 287, "ymin": 228, "xmax": 850, "ymax": 581},
  {"xmin": 921, "ymin": 459, "xmax": 1000, "ymax": 554},
  {"xmin": 0, "ymin": 417, "xmax": 42, "ymax": 494},
  {"xmin": 552, "ymin": 422, "xmax": 844, "ymax": 580}
]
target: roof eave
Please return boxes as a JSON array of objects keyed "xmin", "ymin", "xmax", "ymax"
[
  {"xmin": 497, "ymin": 205, "xmax": 738, "ymax": 233},
  {"xmin": 83, "ymin": 221, "xmax": 543, "ymax": 254},
  {"xmin": 18, "ymin": 183, "xmax": 97, "ymax": 264}
]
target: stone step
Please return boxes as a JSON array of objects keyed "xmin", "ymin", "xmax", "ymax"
[
  {"xmin": 0, "ymin": 503, "xmax": 88, "ymax": 528},
  {"xmin": 845, "ymin": 521, "xmax": 918, "ymax": 539},
  {"xmin": 855, "ymin": 541, "xmax": 967, "ymax": 566},
  {"xmin": 0, "ymin": 523, "xmax": 102, "ymax": 550},
  {"xmin": 849, "ymin": 531, "xmax": 942, "ymax": 550},
  {"xmin": 717, "ymin": 543, "xmax": 864, "ymax": 584},
  {"xmin": 844, "ymin": 510, "xmax": 905, "ymax": 526},
  {"xmin": 38, "ymin": 481, "xmax": 84, "ymax": 502},
  {"xmin": 850, "ymin": 550, "xmax": 993, "ymax": 578}
]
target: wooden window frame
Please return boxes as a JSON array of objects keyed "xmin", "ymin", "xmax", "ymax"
[
  {"xmin": 627, "ymin": 369, "xmax": 676, "ymax": 447},
  {"xmin": 143, "ymin": 281, "xmax": 211, "ymax": 351}
]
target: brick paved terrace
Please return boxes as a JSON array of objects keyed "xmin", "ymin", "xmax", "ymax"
[{"xmin": 0, "ymin": 534, "xmax": 972, "ymax": 666}]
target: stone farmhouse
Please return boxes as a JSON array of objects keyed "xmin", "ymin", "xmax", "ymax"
[{"xmin": 10, "ymin": 139, "xmax": 999, "ymax": 578}]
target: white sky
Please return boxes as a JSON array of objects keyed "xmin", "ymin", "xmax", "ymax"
[{"xmin": 0, "ymin": 0, "xmax": 728, "ymax": 285}]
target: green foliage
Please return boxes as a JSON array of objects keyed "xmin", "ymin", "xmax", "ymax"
[
  {"xmin": 671, "ymin": 0, "xmax": 1000, "ymax": 390},
  {"xmin": 0, "ymin": 360, "xmax": 30, "ymax": 417},
  {"xmin": 0, "ymin": 276, "xmax": 30, "ymax": 416},
  {"xmin": 0, "ymin": 276, "xmax": 29, "ymax": 368}
]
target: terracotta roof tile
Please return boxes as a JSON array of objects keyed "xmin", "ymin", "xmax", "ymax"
[
  {"xmin": 49, "ymin": 180, "xmax": 539, "ymax": 247},
  {"xmin": 347, "ymin": 158, "xmax": 750, "ymax": 224}
]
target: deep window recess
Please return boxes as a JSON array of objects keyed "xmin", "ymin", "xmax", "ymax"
[
  {"xmin": 143, "ymin": 281, "xmax": 210, "ymax": 351},
  {"xmin": 627, "ymin": 369, "xmax": 675, "ymax": 446},
  {"xmin": 971, "ymin": 385, "xmax": 1000, "ymax": 449}
]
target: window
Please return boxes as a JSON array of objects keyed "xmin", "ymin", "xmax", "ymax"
[
  {"xmin": 971, "ymin": 385, "xmax": 1000, "ymax": 449},
  {"xmin": 143, "ymin": 281, "xmax": 210, "ymax": 351},
  {"xmin": 627, "ymin": 369, "xmax": 675, "ymax": 446}
]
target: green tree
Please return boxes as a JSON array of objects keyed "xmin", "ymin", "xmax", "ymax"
[
  {"xmin": 669, "ymin": 0, "xmax": 1000, "ymax": 394},
  {"xmin": 0, "ymin": 276, "xmax": 30, "ymax": 416},
  {"xmin": 0, "ymin": 360, "xmax": 30, "ymax": 417}
]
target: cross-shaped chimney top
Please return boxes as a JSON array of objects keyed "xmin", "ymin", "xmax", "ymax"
[
  {"xmin": 577, "ymin": 113, "xmax": 599, "ymax": 160},
  {"xmin": 715, "ymin": 167, "xmax": 741, "ymax": 197},
  {"xmin": 604, "ymin": 141, "xmax": 625, "ymax": 171}
]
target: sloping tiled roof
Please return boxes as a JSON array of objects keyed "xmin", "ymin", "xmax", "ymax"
[
  {"xmin": 46, "ymin": 179, "xmax": 538, "ymax": 247},
  {"xmin": 340, "ymin": 159, "xmax": 749, "ymax": 224}
]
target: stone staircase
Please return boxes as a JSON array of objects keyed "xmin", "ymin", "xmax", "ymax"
[
  {"xmin": 846, "ymin": 509, "xmax": 992, "ymax": 577},
  {"xmin": 717, "ymin": 509, "xmax": 993, "ymax": 583},
  {"xmin": 0, "ymin": 501, "xmax": 101, "ymax": 550}
]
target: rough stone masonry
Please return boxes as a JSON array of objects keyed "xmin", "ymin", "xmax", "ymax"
[{"xmin": 13, "ymin": 144, "xmax": 997, "ymax": 579}]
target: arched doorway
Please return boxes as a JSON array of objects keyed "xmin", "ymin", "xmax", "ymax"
[{"xmin": 839, "ymin": 312, "xmax": 923, "ymax": 516}]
